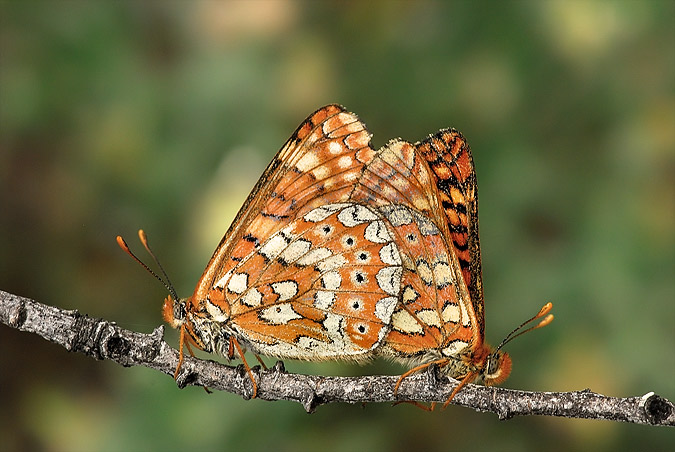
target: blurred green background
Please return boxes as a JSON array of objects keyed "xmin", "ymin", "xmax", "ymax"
[{"xmin": 1, "ymin": 1, "xmax": 673, "ymax": 451}]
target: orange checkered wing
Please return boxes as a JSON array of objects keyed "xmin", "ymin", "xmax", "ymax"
[
  {"xmin": 415, "ymin": 129, "xmax": 485, "ymax": 341},
  {"xmin": 348, "ymin": 135, "xmax": 481, "ymax": 363},
  {"xmin": 179, "ymin": 105, "xmax": 402, "ymax": 361}
]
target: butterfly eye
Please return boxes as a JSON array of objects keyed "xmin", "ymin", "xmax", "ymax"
[{"xmin": 483, "ymin": 351, "xmax": 512, "ymax": 386}]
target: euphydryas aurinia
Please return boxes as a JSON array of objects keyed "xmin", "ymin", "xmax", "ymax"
[{"xmin": 119, "ymin": 105, "xmax": 553, "ymax": 404}]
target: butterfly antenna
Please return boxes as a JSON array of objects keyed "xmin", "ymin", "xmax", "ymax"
[
  {"xmin": 116, "ymin": 230, "xmax": 179, "ymax": 301},
  {"xmin": 494, "ymin": 302, "xmax": 554, "ymax": 353},
  {"xmin": 136, "ymin": 230, "xmax": 180, "ymax": 301}
]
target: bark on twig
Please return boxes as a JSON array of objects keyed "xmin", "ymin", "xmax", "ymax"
[{"xmin": 1, "ymin": 289, "xmax": 672, "ymax": 425}]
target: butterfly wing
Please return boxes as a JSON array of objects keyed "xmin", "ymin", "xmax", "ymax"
[
  {"xmin": 415, "ymin": 129, "xmax": 485, "ymax": 341},
  {"xmin": 219, "ymin": 202, "xmax": 401, "ymax": 359},
  {"xmin": 347, "ymin": 138, "xmax": 478, "ymax": 359},
  {"xmin": 190, "ymin": 105, "xmax": 374, "ymax": 300},
  {"xmin": 190, "ymin": 105, "xmax": 402, "ymax": 359}
]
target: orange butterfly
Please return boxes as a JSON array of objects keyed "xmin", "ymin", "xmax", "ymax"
[
  {"xmin": 118, "ymin": 105, "xmax": 552, "ymax": 403},
  {"xmin": 375, "ymin": 130, "xmax": 552, "ymax": 406}
]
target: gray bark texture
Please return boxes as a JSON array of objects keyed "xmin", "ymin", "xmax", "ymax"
[{"xmin": 1, "ymin": 289, "xmax": 672, "ymax": 425}]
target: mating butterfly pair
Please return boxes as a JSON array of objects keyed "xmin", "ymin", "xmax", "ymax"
[{"xmin": 119, "ymin": 104, "xmax": 552, "ymax": 406}]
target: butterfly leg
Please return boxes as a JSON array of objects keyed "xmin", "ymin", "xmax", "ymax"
[
  {"xmin": 229, "ymin": 336, "xmax": 258, "ymax": 399},
  {"xmin": 173, "ymin": 326, "xmax": 212, "ymax": 393},
  {"xmin": 174, "ymin": 325, "xmax": 188, "ymax": 379},
  {"xmin": 441, "ymin": 371, "xmax": 476, "ymax": 409},
  {"xmin": 253, "ymin": 354, "xmax": 268, "ymax": 370},
  {"xmin": 394, "ymin": 358, "xmax": 448, "ymax": 395},
  {"xmin": 392, "ymin": 400, "xmax": 436, "ymax": 411}
]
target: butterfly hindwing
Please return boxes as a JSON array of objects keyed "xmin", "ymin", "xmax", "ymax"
[{"xmin": 213, "ymin": 202, "xmax": 402, "ymax": 359}]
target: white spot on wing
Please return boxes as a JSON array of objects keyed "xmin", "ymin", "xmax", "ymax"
[
  {"xmin": 280, "ymin": 239, "xmax": 312, "ymax": 264},
  {"xmin": 392, "ymin": 309, "xmax": 423, "ymax": 334},
  {"xmin": 259, "ymin": 303, "xmax": 302, "ymax": 325},
  {"xmin": 417, "ymin": 259, "xmax": 433, "ymax": 286},
  {"xmin": 312, "ymin": 165, "xmax": 330, "ymax": 180},
  {"xmin": 259, "ymin": 233, "xmax": 289, "ymax": 260},
  {"xmin": 314, "ymin": 290, "xmax": 335, "ymax": 310},
  {"xmin": 321, "ymin": 270, "xmax": 342, "ymax": 290},
  {"xmin": 442, "ymin": 303, "xmax": 460, "ymax": 323},
  {"xmin": 295, "ymin": 151, "xmax": 319, "ymax": 172},
  {"xmin": 376, "ymin": 266, "xmax": 402, "ymax": 296},
  {"xmin": 227, "ymin": 273, "xmax": 248, "ymax": 294},
  {"xmin": 442, "ymin": 340, "xmax": 469, "ymax": 357},
  {"xmin": 343, "ymin": 171, "xmax": 358, "ymax": 182},
  {"xmin": 297, "ymin": 336, "xmax": 320, "ymax": 350},
  {"xmin": 271, "ymin": 280, "xmax": 299, "ymax": 301},
  {"xmin": 364, "ymin": 220, "xmax": 391, "ymax": 243},
  {"xmin": 240, "ymin": 288, "xmax": 262, "ymax": 307},
  {"xmin": 206, "ymin": 300, "xmax": 228, "ymax": 322},
  {"xmin": 322, "ymin": 312, "xmax": 343, "ymax": 337},
  {"xmin": 328, "ymin": 141, "xmax": 343, "ymax": 154},
  {"xmin": 417, "ymin": 309, "xmax": 441, "ymax": 327},
  {"xmin": 433, "ymin": 261, "xmax": 453, "ymax": 287},
  {"xmin": 402, "ymin": 286, "xmax": 418, "ymax": 304},
  {"xmin": 379, "ymin": 242, "xmax": 401, "ymax": 265},
  {"xmin": 303, "ymin": 203, "xmax": 350, "ymax": 222},
  {"xmin": 382, "ymin": 205, "xmax": 413, "ymax": 226},
  {"xmin": 338, "ymin": 155, "xmax": 352, "ymax": 169},
  {"xmin": 375, "ymin": 296, "xmax": 397, "ymax": 323},
  {"xmin": 295, "ymin": 247, "xmax": 332, "ymax": 266},
  {"xmin": 316, "ymin": 254, "xmax": 348, "ymax": 272},
  {"xmin": 214, "ymin": 270, "xmax": 231, "ymax": 289},
  {"xmin": 460, "ymin": 302, "xmax": 471, "ymax": 327},
  {"xmin": 337, "ymin": 204, "xmax": 378, "ymax": 227}
]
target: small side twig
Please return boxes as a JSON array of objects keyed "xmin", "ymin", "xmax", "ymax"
[{"xmin": 0, "ymin": 289, "xmax": 672, "ymax": 426}]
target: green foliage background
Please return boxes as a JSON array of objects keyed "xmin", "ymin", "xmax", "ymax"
[{"xmin": 1, "ymin": 1, "xmax": 673, "ymax": 451}]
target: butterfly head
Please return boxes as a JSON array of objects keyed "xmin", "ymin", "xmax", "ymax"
[
  {"xmin": 162, "ymin": 295, "xmax": 186, "ymax": 329},
  {"xmin": 481, "ymin": 349, "xmax": 512, "ymax": 386}
]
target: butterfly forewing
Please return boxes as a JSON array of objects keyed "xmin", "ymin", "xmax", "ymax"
[
  {"xmin": 190, "ymin": 105, "xmax": 374, "ymax": 302},
  {"xmin": 415, "ymin": 129, "xmax": 485, "ymax": 339}
]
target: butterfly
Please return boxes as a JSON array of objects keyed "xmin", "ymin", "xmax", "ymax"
[
  {"xmin": 375, "ymin": 130, "xmax": 553, "ymax": 406},
  {"xmin": 118, "ymin": 104, "xmax": 552, "ymax": 403}
]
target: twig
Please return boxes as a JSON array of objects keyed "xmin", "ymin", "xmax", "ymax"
[{"xmin": 1, "ymin": 289, "xmax": 672, "ymax": 425}]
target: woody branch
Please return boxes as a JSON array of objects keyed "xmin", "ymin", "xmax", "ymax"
[{"xmin": 1, "ymin": 289, "xmax": 672, "ymax": 426}]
